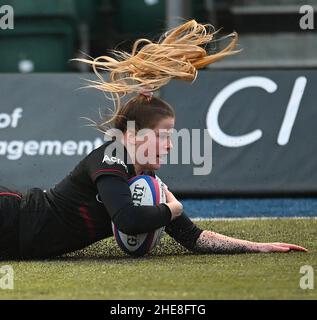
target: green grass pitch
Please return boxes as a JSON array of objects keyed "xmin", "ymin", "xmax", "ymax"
[{"xmin": 0, "ymin": 218, "xmax": 316, "ymax": 300}]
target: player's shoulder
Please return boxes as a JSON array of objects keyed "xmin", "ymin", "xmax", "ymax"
[
  {"xmin": 89, "ymin": 140, "xmax": 128, "ymax": 165},
  {"xmin": 85, "ymin": 139, "xmax": 135, "ymax": 181}
]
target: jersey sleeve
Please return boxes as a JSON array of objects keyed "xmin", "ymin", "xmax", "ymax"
[
  {"xmin": 96, "ymin": 175, "xmax": 172, "ymax": 234},
  {"xmin": 87, "ymin": 141, "xmax": 130, "ymax": 183},
  {"xmin": 165, "ymin": 212, "xmax": 203, "ymax": 251}
]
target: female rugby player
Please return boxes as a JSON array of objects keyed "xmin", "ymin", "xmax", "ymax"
[{"xmin": 0, "ymin": 21, "xmax": 307, "ymax": 259}]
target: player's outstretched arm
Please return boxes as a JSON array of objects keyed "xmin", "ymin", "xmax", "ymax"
[
  {"xmin": 164, "ymin": 187, "xmax": 307, "ymax": 254},
  {"xmin": 193, "ymin": 230, "xmax": 308, "ymax": 254}
]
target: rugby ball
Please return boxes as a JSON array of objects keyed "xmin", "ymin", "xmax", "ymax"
[{"xmin": 112, "ymin": 175, "xmax": 166, "ymax": 257}]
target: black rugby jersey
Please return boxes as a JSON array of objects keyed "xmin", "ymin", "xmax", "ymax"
[
  {"xmin": 19, "ymin": 139, "xmax": 202, "ymax": 257},
  {"xmin": 45, "ymin": 140, "xmax": 171, "ymax": 240}
]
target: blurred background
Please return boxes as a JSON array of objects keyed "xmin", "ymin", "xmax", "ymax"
[{"xmin": 0, "ymin": 0, "xmax": 316, "ymax": 73}]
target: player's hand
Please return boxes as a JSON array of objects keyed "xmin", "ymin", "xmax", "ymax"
[
  {"xmin": 164, "ymin": 186, "xmax": 183, "ymax": 221},
  {"xmin": 257, "ymin": 242, "xmax": 308, "ymax": 253}
]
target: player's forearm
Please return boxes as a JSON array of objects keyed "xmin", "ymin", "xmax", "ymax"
[
  {"xmin": 112, "ymin": 203, "xmax": 171, "ymax": 235},
  {"xmin": 193, "ymin": 230, "xmax": 308, "ymax": 254},
  {"xmin": 193, "ymin": 230, "xmax": 261, "ymax": 254}
]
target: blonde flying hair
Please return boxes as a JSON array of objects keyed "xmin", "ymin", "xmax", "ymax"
[{"xmin": 76, "ymin": 19, "xmax": 239, "ymax": 128}]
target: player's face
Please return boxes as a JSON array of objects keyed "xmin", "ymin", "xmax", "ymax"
[{"xmin": 135, "ymin": 117, "xmax": 175, "ymax": 171}]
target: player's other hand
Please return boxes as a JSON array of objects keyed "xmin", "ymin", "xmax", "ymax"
[
  {"xmin": 164, "ymin": 186, "xmax": 183, "ymax": 221},
  {"xmin": 257, "ymin": 242, "xmax": 308, "ymax": 253}
]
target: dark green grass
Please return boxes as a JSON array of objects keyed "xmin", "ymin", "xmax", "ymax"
[{"xmin": 0, "ymin": 218, "xmax": 316, "ymax": 300}]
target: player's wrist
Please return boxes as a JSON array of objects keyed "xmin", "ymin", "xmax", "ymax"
[{"xmin": 166, "ymin": 201, "xmax": 183, "ymax": 220}]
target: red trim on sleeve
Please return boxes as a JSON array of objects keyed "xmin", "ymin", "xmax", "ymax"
[{"xmin": 0, "ymin": 192, "xmax": 22, "ymax": 199}]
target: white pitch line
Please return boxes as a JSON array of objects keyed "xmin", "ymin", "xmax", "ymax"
[{"xmin": 191, "ymin": 216, "xmax": 317, "ymax": 221}]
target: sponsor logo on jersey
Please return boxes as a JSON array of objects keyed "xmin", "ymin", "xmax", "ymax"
[{"xmin": 102, "ymin": 154, "xmax": 128, "ymax": 173}]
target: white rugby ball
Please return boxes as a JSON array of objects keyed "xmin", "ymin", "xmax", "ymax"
[{"xmin": 112, "ymin": 175, "xmax": 167, "ymax": 257}]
